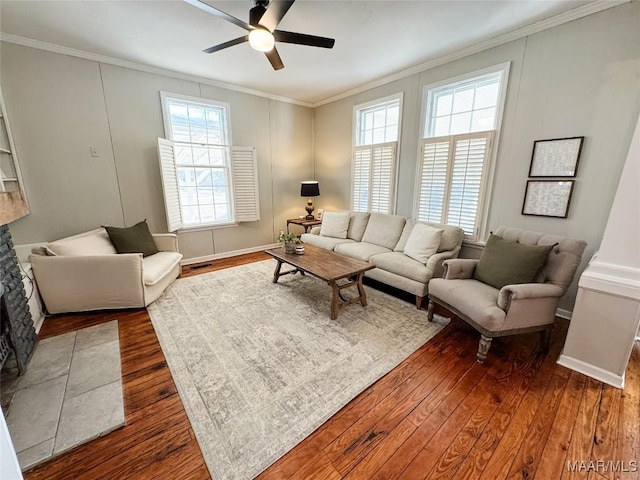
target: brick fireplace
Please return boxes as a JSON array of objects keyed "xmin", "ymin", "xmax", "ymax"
[{"xmin": 0, "ymin": 224, "xmax": 36, "ymax": 373}]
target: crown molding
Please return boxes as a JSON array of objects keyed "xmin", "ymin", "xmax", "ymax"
[
  {"xmin": 0, "ymin": 32, "xmax": 313, "ymax": 108},
  {"xmin": 311, "ymin": 0, "xmax": 630, "ymax": 107},
  {"xmin": 0, "ymin": 0, "xmax": 629, "ymax": 109}
]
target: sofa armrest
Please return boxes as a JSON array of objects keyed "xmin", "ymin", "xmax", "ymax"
[
  {"xmin": 442, "ymin": 259, "xmax": 479, "ymax": 280},
  {"xmin": 152, "ymin": 233, "xmax": 179, "ymax": 252},
  {"xmin": 30, "ymin": 253, "xmax": 145, "ymax": 314},
  {"xmin": 426, "ymin": 246, "xmax": 461, "ymax": 278},
  {"xmin": 308, "ymin": 227, "xmax": 321, "ymax": 235},
  {"xmin": 498, "ymin": 283, "xmax": 565, "ymax": 311}
]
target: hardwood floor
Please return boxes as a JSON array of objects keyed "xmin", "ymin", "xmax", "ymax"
[{"xmin": 22, "ymin": 252, "xmax": 640, "ymax": 480}]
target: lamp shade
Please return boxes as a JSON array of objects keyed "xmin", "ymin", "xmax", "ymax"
[{"xmin": 300, "ymin": 181, "xmax": 320, "ymax": 197}]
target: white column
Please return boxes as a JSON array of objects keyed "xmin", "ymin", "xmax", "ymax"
[
  {"xmin": 558, "ymin": 114, "xmax": 640, "ymax": 388},
  {"xmin": 0, "ymin": 413, "xmax": 23, "ymax": 480}
]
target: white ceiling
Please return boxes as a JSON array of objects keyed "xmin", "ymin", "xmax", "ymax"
[{"xmin": 0, "ymin": 0, "xmax": 597, "ymax": 104}]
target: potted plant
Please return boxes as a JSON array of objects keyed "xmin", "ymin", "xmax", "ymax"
[{"xmin": 278, "ymin": 231, "xmax": 300, "ymax": 253}]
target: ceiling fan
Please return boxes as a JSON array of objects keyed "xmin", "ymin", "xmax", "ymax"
[{"xmin": 184, "ymin": 0, "xmax": 335, "ymax": 70}]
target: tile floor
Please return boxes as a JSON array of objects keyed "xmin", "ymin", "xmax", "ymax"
[{"xmin": 2, "ymin": 321, "xmax": 125, "ymax": 471}]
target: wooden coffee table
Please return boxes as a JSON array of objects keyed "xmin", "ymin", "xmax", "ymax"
[{"xmin": 265, "ymin": 243, "xmax": 374, "ymax": 320}]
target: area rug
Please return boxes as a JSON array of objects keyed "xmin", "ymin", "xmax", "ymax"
[{"xmin": 147, "ymin": 259, "xmax": 448, "ymax": 480}]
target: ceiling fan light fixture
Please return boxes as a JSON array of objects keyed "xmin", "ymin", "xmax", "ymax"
[{"xmin": 248, "ymin": 28, "xmax": 275, "ymax": 52}]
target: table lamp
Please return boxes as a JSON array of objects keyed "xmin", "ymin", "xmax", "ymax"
[{"xmin": 300, "ymin": 181, "xmax": 320, "ymax": 220}]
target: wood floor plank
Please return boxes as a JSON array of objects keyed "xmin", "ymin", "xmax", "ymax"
[
  {"xmin": 505, "ymin": 367, "xmax": 572, "ymax": 480},
  {"xmin": 371, "ymin": 362, "xmax": 488, "ymax": 480},
  {"xmin": 287, "ymin": 451, "xmax": 342, "ymax": 480},
  {"xmin": 560, "ymin": 378, "xmax": 604, "ymax": 480},
  {"xmin": 343, "ymin": 418, "xmax": 417, "ymax": 479},
  {"xmin": 591, "ymin": 384, "xmax": 622, "ymax": 480},
  {"xmin": 453, "ymin": 340, "xmax": 548, "ymax": 480},
  {"xmin": 617, "ymin": 344, "xmax": 640, "ymax": 480},
  {"xmin": 477, "ymin": 333, "xmax": 567, "ymax": 480},
  {"xmin": 533, "ymin": 371, "xmax": 587, "ymax": 480},
  {"xmin": 85, "ymin": 427, "xmax": 193, "ymax": 480},
  {"xmin": 323, "ymin": 336, "xmax": 474, "ymax": 475},
  {"xmin": 423, "ymin": 381, "xmax": 503, "ymax": 480},
  {"xmin": 399, "ymin": 373, "xmax": 497, "ymax": 479}
]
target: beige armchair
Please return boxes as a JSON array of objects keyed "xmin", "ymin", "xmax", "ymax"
[
  {"xmin": 30, "ymin": 228, "xmax": 182, "ymax": 314},
  {"xmin": 427, "ymin": 227, "xmax": 587, "ymax": 362}
]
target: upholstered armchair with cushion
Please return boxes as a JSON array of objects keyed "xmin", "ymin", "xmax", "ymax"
[
  {"xmin": 29, "ymin": 224, "xmax": 182, "ymax": 314},
  {"xmin": 427, "ymin": 226, "xmax": 587, "ymax": 362}
]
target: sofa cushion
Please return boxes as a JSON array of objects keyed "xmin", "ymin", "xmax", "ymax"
[
  {"xmin": 334, "ymin": 242, "xmax": 390, "ymax": 262},
  {"xmin": 360, "ymin": 213, "xmax": 406, "ymax": 250},
  {"xmin": 403, "ymin": 224, "xmax": 443, "ymax": 264},
  {"xmin": 394, "ymin": 219, "xmax": 416, "ymax": 252},
  {"xmin": 300, "ymin": 233, "xmax": 355, "ymax": 251},
  {"xmin": 428, "ymin": 278, "xmax": 506, "ymax": 332},
  {"xmin": 319, "ymin": 211, "xmax": 350, "ymax": 239},
  {"xmin": 370, "ymin": 252, "xmax": 433, "ymax": 284},
  {"xmin": 347, "ymin": 212, "xmax": 370, "ymax": 241},
  {"xmin": 105, "ymin": 220, "xmax": 159, "ymax": 257},
  {"xmin": 143, "ymin": 252, "xmax": 183, "ymax": 286},
  {"xmin": 434, "ymin": 223, "xmax": 465, "ymax": 253},
  {"xmin": 45, "ymin": 228, "xmax": 118, "ymax": 256},
  {"xmin": 474, "ymin": 234, "xmax": 554, "ymax": 290}
]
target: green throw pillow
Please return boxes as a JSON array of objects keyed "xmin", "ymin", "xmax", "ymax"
[
  {"xmin": 474, "ymin": 234, "xmax": 554, "ymax": 289},
  {"xmin": 105, "ymin": 220, "xmax": 159, "ymax": 257}
]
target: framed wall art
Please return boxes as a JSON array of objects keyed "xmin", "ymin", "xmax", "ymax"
[
  {"xmin": 528, "ymin": 136, "xmax": 584, "ymax": 177},
  {"xmin": 522, "ymin": 180, "xmax": 575, "ymax": 218}
]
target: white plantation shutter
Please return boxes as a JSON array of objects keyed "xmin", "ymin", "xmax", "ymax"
[
  {"xmin": 352, "ymin": 147, "xmax": 371, "ymax": 212},
  {"xmin": 447, "ymin": 132, "xmax": 492, "ymax": 237},
  {"xmin": 232, "ymin": 146, "xmax": 260, "ymax": 222},
  {"xmin": 417, "ymin": 138, "xmax": 451, "ymax": 224},
  {"xmin": 352, "ymin": 142, "xmax": 397, "ymax": 214},
  {"xmin": 371, "ymin": 142, "xmax": 396, "ymax": 214},
  {"xmin": 415, "ymin": 130, "xmax": 493, "ymax": 240},
  {"xmin": 157, "ymin": 138, "xmax": 183, "ymax": 232}
]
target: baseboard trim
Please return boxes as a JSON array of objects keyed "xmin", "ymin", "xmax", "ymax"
[
  {"xmin": 180, "ymin": 243, "xmax": 280, "ymax": 266},
  {"xmin": 556, "ymin": 308, "xmax": 573, "ymax": 320},
  {"xmin": 557, "ymin": 353, "xmax": 625, "ymax": 389}
]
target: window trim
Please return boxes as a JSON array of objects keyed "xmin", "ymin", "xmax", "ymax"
[
  {"xmin": 159, "ymin": 91, "xmax": 237, "ymax": 230},
  {"xmin": 413, "ymin": 63, "xmax": 510, "ymax": 241},
  {"xmin": 158, "ymin": 91, "xmax": 260, "ymax": 232},
  {"xmin": 351, "ymin": 92, "xmax": 404, "ymax": 214},
  {"xmin": 160, "ymin": 91, "xmax": 234, "ymax": 147}
]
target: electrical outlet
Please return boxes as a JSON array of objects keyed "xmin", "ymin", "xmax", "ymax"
[{"xmin": 90, "ymin": 147, "xmax": 99, "ymax": 157}]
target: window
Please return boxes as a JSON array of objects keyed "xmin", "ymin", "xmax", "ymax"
[
  {"xmin": 158, "ymin": 93, "xmax": 259, "ymax": 231},
  {"xmin": 415, "ymin": 65, "xmax": 508, "ymax": 240},
  {"xmin": 352, "ymin": 94, "xmax": 402, "ymax": 214}
]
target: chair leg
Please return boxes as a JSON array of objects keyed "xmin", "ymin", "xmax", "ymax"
[
  {"xmin": 540, "ymin": 328, "xmax": 553, "ymax": 352},
  {"xmin": 426, "ymin": 300, "xmax": 435, "ymax": 321},
  {"xmin": 416, "ymin": 295, "xmax": 424, "ymax": 310},
  {"xmin": 477, "ymin": 335, "xmax": 492, "ymax": 363}
]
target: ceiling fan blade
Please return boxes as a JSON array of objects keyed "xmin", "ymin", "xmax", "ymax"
[
  {"xmin": 203, "ymin": 35, "xmax": 249, "ymax": 54},
  {"xmin": 265, "ymin": 47, "xmax": 284, "ymax": 70},
  {"xmin": 258, "ymin": 0, "xmax": 295, "ymax": 32},
  {"xmin": 184, "ymin": 0, "xmax": 253, "ymax": 31},
  {"xmin": 273, "ymin": 30, "xmax": 335, "ymax": 49}
]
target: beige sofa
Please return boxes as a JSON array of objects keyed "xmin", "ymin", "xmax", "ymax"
[
  {"xmin": 301, "ymin": 212, "xmax": 464, "ymax": 307},
  {"xmin": 29, "ymin": 228, "xmax": 182, "ymax": 314}
]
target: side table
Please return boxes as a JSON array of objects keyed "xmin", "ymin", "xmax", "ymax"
[{"xmin": 286, "ymin": 218, "xmax": 322, "ymax": 234}]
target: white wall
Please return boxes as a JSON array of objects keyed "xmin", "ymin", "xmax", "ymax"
[
  {"xmin": 313, "ymin": 2, "xmax": 640, "ymax": 311},
  {"xmin": 0, "ymin": 43, "xmax": 314, "ymax": 260}
]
